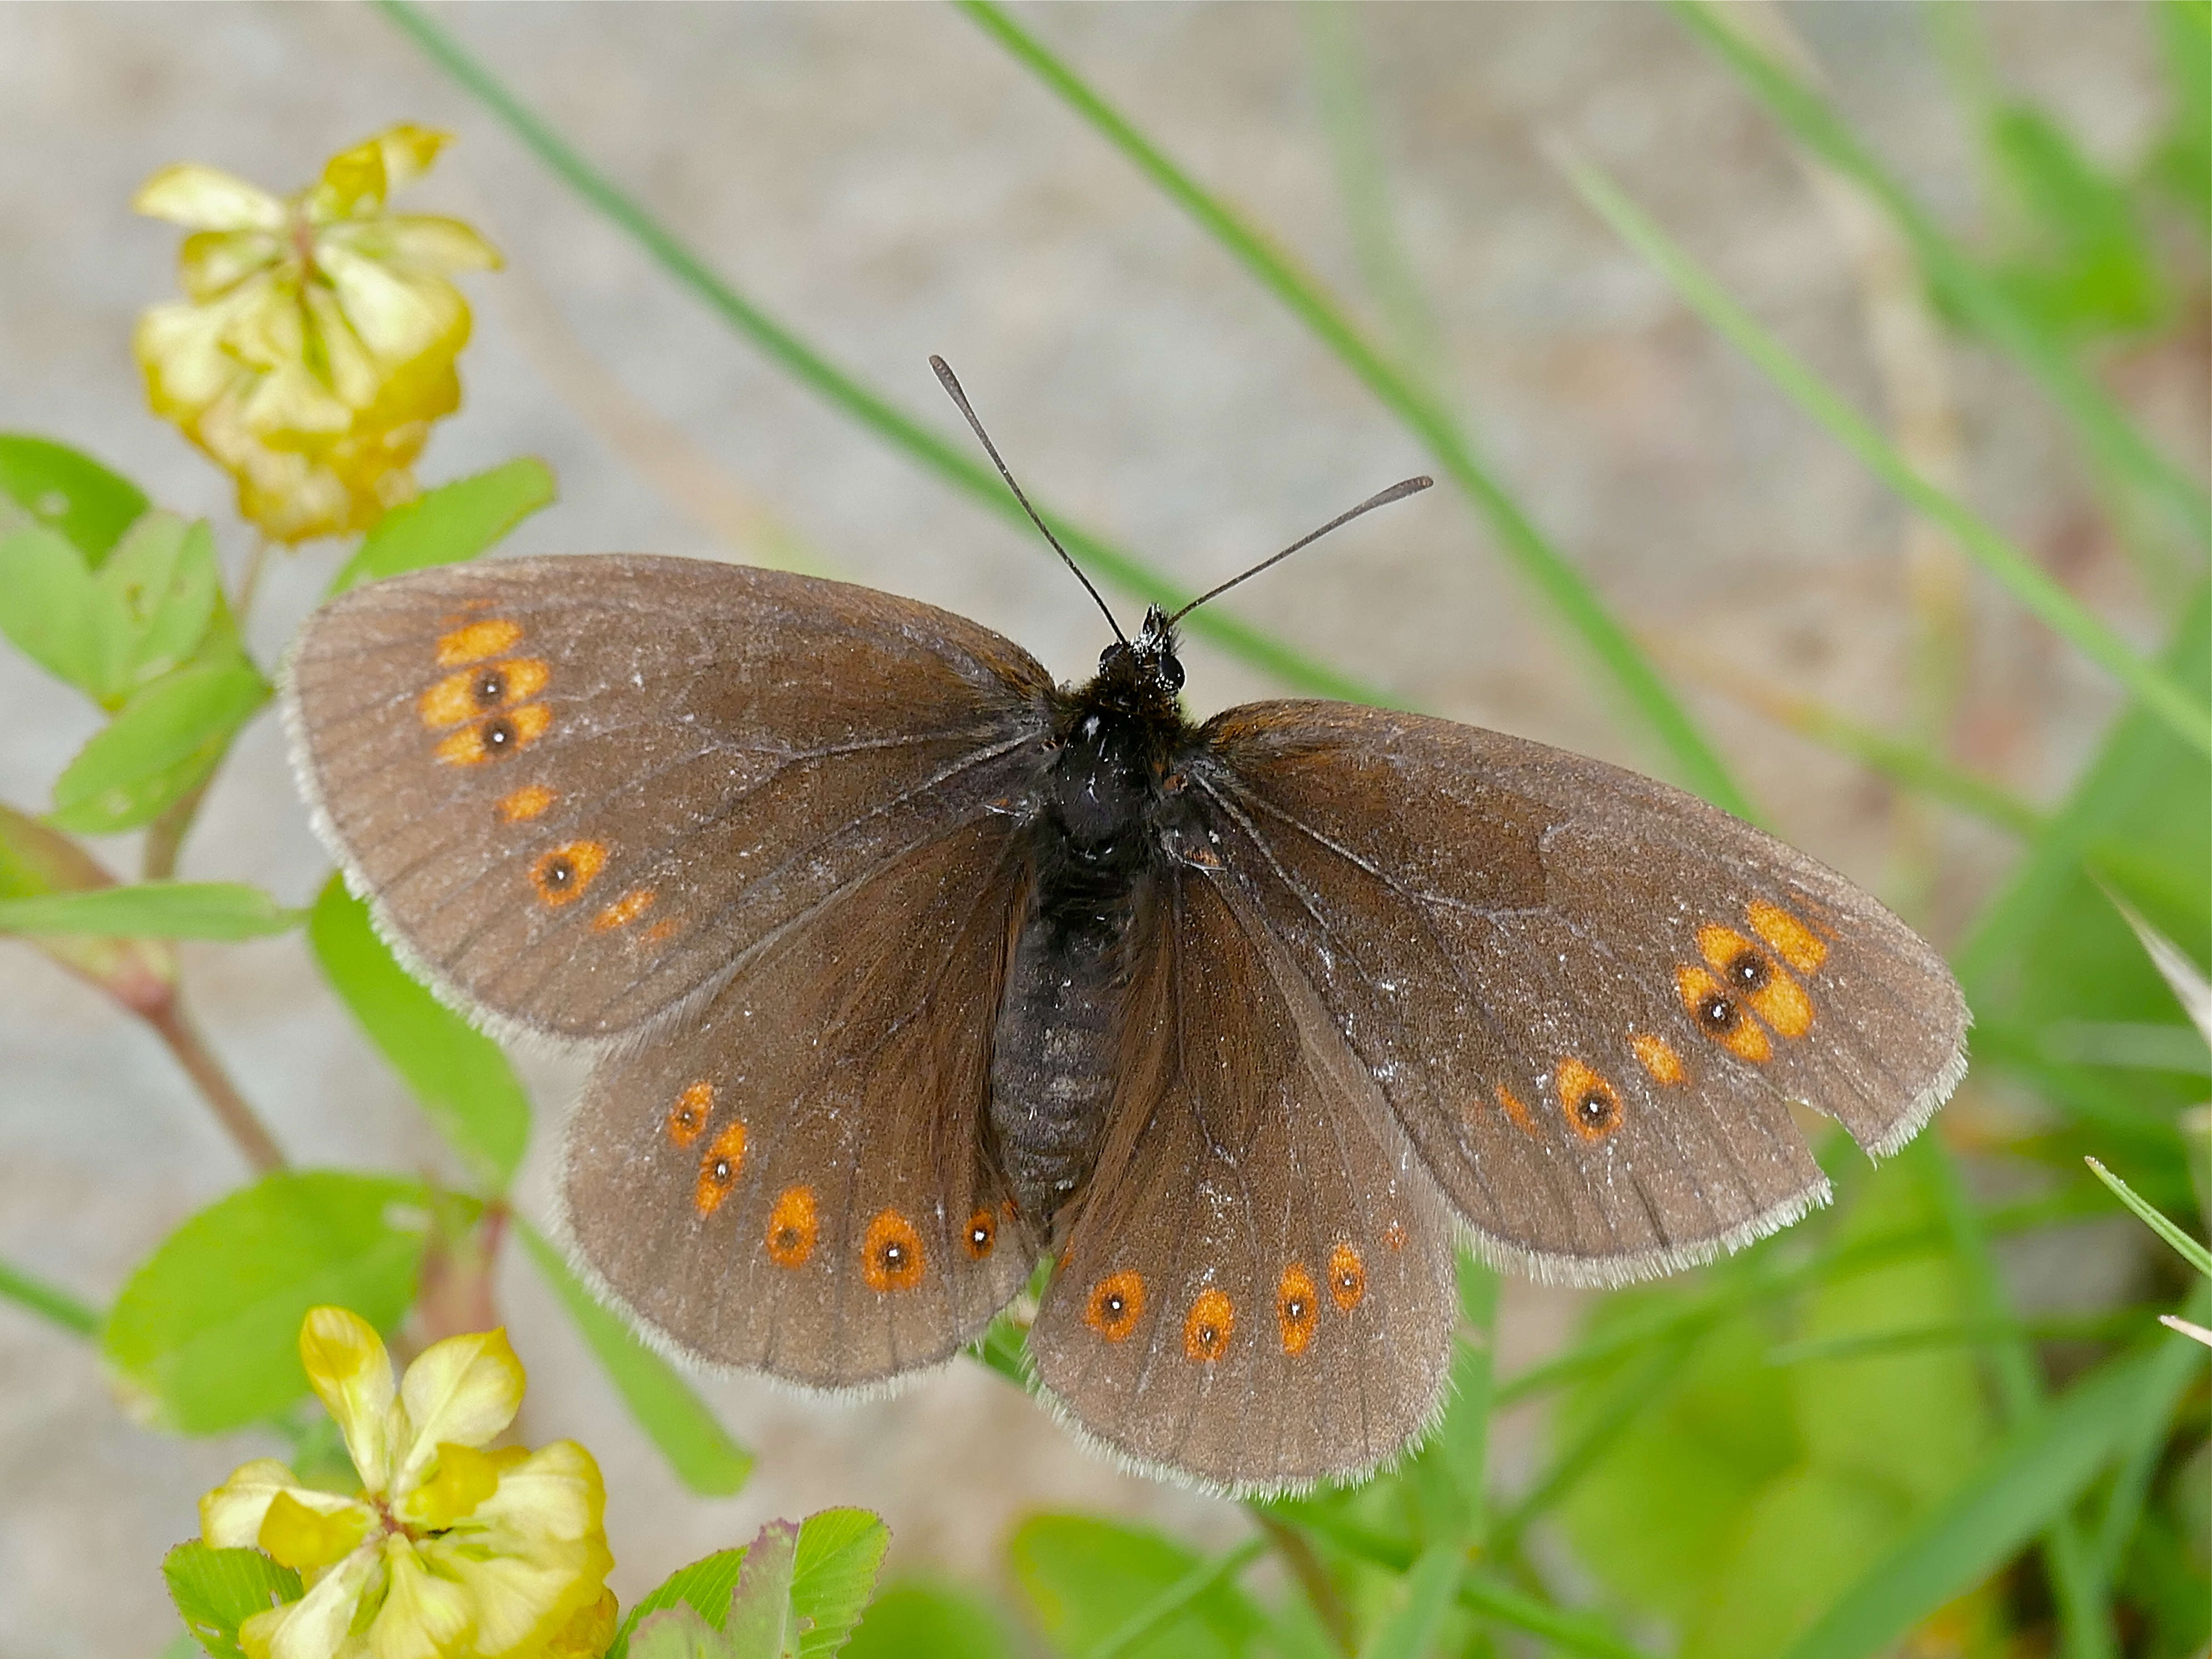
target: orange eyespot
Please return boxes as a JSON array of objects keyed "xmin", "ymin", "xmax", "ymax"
[
  {"xmin": 1677, "ymin": 965, "xmax": 1773, "ymax": 1063},
  {"xmin": 1328, "ymin": 1242, "xmax": 1365, "ymax": 1313},
  {"xmin": 665, "ymin": 1081, "xmax": 713, "ymax": 1148},
  {"xmin": 437, "ymin": 619, "xmax": 523, "ymax": 665},
  {"xmin": 1556, "ymin": 1057, "xmax": 1623, "ymax": 1141},
  {"xmin": 1630, "ymin": 1033, "xmax": 1687, "ymax": 1086},
  {"xmin": 693, "ymin": 1121, "xmax": 747, "ymax": 1217},
  {"xmin": 1277, "ymin": 1265, "xmax": 1318, "ymax": 1355},
  {"xmin": 1382, "ymin": 1219, "xmax": 1408, "ymax": 1252},
  {"xmin": 1085, "ymin": 1271, "xmax": 1145, "ymax": 1342},
  {"xmin": 1748, "ymin": 900, "xmax": 1828, "ymax": 975},
  {"xmin": 862, "ymin": 1209, "xmax": 925, "ymax": 1292},
  {"xmin": 961, "ymin": 1207, "xmax": 996, "ymax": 1260},
  {"xmin": 530, "ymin": 841, "xmax": 607, "ymax": 905},
  {"xmin": 436, "ymin": 703, "xmax": 550, "ymax": 765},
  {"xmin": 1183, "ymin": 1288, "xmax": 1235, "ymax": 1363},
  {"xmin": 765, "ymin": 1186, "xmax": 818, "ymax": 1268}
]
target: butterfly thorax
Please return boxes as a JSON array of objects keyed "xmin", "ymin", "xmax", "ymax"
[{"xmin": 989, "ymin": 608, "xmax": 1201, "ymax": 1235}]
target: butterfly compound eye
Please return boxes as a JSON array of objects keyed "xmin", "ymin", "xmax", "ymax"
[{"xmin": 1160, "ymin": 653, "xmax": 1185, "ymax": 691}]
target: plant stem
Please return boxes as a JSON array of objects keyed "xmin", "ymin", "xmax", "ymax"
[
  {"xmin": 0, "ymin": 1257, "xmax": 101, "ymax": 1337},
  {"xmin": 1252, "ymin": 1510, "xmax": 1356, "ymax": 1657},
  {"xmin": 141, "ymin": 774, "xmax": 213, "ymax": 883},
  {"xmin": 141, "ymin": 993, "xmax": 285, "ymax": 1174}
]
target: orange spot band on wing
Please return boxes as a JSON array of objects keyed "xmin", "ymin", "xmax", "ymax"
[
  {"xmin": 497, "ymin": 784, "xmax": 557, "ymax": 823},
  {"xmin": 666, "ymin": 1081, "xmax": 713, "ymax": 1148},
  {"xmin": 1183, "ymin": 1288, "xmax": 1235, "ymax": 1362},
  {"xmin": 1697, "ymin": 923, "xmax": 1757, "ymax": 973},
  {"xmin": 1496, "ymin": 1085, "xmax": 1537, "ymax": 1135},
  {"xmin": 435, "ymin": 703, "xmax": 550, "ymax": 765},
  {"xmin": 862, "ymin": 1209, "xmax": 925, "ymax": 1292},
  {"xmin": 1748, "ymin": 971, "xmax": 1815, "ymax": 1039},
  {"xmin": 693, "ymin": 1121, "xmax": 747, "ymax": 1217},
  {"xmin": 1630, "ymin": 1033, "xmax": 1688, "ymax": 1086},
  {"xmin": 1748, "ymin": 900, "xmax": 1828, "ymax": 975},
  {"xmin": 961, "ymin": 1207, "xmax": 996, "ymax": 1260},
  {"xmin": 765, "ymin": 1186, "xmax": 817, "ymax": 1268},
  {"xmin": 418, "ymin": 671, "xmax": 479, "ymax": 729},
  {"xmin": 1557, "ymin": 1057, "xmax": 1624, "ymax": 1140},
  {"xmin": 1328, "ymin": 1242, "xmax": 1365, "ymax": 1313},
  {"xmin": 1277, "ymin": 1264, "xmax": 1318, "ymax": 1355},
  {"xmin": 1085, "ymin": 1271, "xmax": 1145, "ymax": 1342},
  {"xmin": 1677, "ymin": 965, "xmax": 1773, "ymax": 1063},
  {"xmin": 531, "ymin": 841, "xmax": 607, "ymax": 906},
  {"xmin": 436, "ymin": 619, "xmax": 523, "ymax": 665},
  {"xmin": 593, "ymin": 889, "xmax": 655, "ymax": 932}
]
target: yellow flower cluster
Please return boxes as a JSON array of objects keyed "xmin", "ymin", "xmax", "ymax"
[
  {"xmin": 134, "ymin": 125, "xmax": 500, "ymax": 543},
  {"xmin": 201, "ymin": 1307, "xmax": 613, "ymax": 1659}
]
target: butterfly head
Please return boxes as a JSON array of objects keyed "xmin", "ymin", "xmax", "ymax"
[{"xmin": 1094, "ymin": 606, "xmax": 1186, "ymax": 704}]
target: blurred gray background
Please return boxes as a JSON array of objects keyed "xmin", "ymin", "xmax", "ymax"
[{"xmin": 0, "ymin": 4, "xmax": 2195, "ymax": 1653}]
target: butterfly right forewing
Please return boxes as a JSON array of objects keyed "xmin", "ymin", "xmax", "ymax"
[{"xmin": 1191, "ymin": 701, "xmax": 1967, "ymax": 1285}]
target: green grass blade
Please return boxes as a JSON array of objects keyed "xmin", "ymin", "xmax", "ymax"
[
  {"xmin": 1359, "ymin": 1542, "xmax": 1462, "ymax": 1659},
  {"xmin": 1670, "ymin": 0, "xmax": 2212, "ymax": 558},
  {"xmin": 0, "ymin": 1255, "xmax": 101, "ymax": 1336},
  {"xmin": 1565, "ymin": 156, "xmax": 2211, "ymax": 760},
  {"xmin": 1458, "ymin": 1576, "xmax": 1657, "ymax": 1659},
  {"xmin": 2085, "ymin": 1156, "xmax": 2212, "ymax": 1278},
  {"xmin": 1777, "ymin": 1335, "xmax": 2193, "ymax": 1659},
  {"xmin": 377, "ymin": 0, "xmax": 1378, "ymax": 708},
  {"xmin": 956, "ymin": 0, "xmax": 1756, "ymax": 819}
]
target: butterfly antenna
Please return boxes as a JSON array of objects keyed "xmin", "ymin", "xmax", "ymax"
[
  {"xmin": 1169, "ymin": 475, "xmax": 1433, "ymax": 624},
  {"xmin": 931, "ymin": 355, "xmax": 1126, "ymax": 644}
]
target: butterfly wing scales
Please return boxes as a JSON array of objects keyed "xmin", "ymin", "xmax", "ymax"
[
  {"xmin": 1193, "ymin": 701, "xmax": 1968, "ymax": 1285},
  {"xmin": 1027, "ymin": 869, "xmax": 1458, "ymax": 1493},
  {"xmin": 562, "ymin": 812, "xmax": 1041, "ymax": 1385},
  {"xmin": 284, "ymin": 556, "xmax": 1053, "ymax": 1041}
]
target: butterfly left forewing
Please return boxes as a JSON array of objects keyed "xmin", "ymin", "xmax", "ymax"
[
  {"xmin": 562, "ymin": 810, "xmax": 1040, "ymax": 1388},
  {"xmin": 1191, "ymin": 701, "xmax": 1968, "ymax": 1286},
  {"xmin": 1027, "ymin": 868, "xmax": 1457, "ymax": 1495}
]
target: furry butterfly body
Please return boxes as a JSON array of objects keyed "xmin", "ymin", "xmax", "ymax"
[{"xmin": 284, "ymin": 554, "xmax": 1966, "ymax": 1494}]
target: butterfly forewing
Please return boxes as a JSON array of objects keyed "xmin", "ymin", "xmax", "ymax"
[
  {"xmin": 563, "ymin": 812, "xmax": 1041, "ymax": 1385},
  {"xmin": 1193, "ymin": 701, "xmax": 1968, "ymax": 1285},
  {"xmin": 284, "ymin": 557, "xmax": 1053, "ymax": 1041},
  {"xmin": 1028, "ymin": 869, "xmax": 1458, "ymax": 1493}
]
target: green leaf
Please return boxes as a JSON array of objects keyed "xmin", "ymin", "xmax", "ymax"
[
  {"xmin": 309, "ymin": 877, "xmax": 530, "ymax": 1191},
  {"xmin": 630, "ymin": 1605, "xmax": 731, "ymax": 1659},
  {"xmin": 1010, "ymin": 1515, "xmax": 1264, "ymax": 1659},
  {"xmin": 843, "ymin": 1581, "xmax": 1016, "ymax": 1659},
  {"xmin": 0, "ymin": 881, "xmax": 302, "ymax": 941},
  {"xmin": 102, "ymin": 1171, "xmax": 435, "ymax": 1433},
  {"xmin": 612, "ymin": 1513, "xmax": 888, "ymax": 1659},
  {"xmin": 1778, "ymin": 1338, "xmax": 2193, "ymax": 1659},
  {"xmin": 99, "ymin": 513, "xmax": 223, "ymax": 686},
  {"xmin": 788, "ymin": 1508, "xmax": 891, "ymax": 1658},
  {"xmin": 49, "ymin": 658, "xmax": 270, "ymax": 833},
  {"xmin": 0, "ymin": 433, "xmax": 148, "ymax": 563},
  {"xmin": 0, "ymin": 523, "xmax": 133, "ymax": 701},
  {"xmin": 1984, "ymin": 106, "xmax": 2164, "ymax": 341},
  {"xmin": 518, "ymin": 1221, "xmax": 754, "ymax": 1495},
  {"xmin": 725, "ymin": 1519, "xmax": 803, "ymax": 1659},
  {"xmin": 162, "ymin": 1543, "xmax": 301, "ymax": 1659},
  {"xmin": 332, "ymin": 457, "xmax": 558, "ymax": 593},
  {"xmin": 614, "ymin": 1550, "xmax": 749, "ymax": 1659}
]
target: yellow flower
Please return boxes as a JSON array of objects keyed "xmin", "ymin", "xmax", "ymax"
[
  {"xmin": 133, "ymin": 125, "xmax": 500, "ymax": 543},
  {"xmin": 201, "ymin": 1307, "xmax": 613, "ymax": 1659}
]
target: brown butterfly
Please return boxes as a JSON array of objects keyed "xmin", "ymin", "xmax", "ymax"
[{"xmin": 282, "ymin": 361, "xmax": 1967, "ymax": 1495}]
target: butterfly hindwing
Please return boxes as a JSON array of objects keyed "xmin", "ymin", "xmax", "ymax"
[
  {"xmin": 1191, "ymin": 701, "xmax": 1969, "ymax": 1284},
  {"xmin": 1027, "ymin": 868, "xmax": 1458, "ymax": 1493},
  {"xmin": 284, "ymin": 556, "xmax": 1054, "ymax": 1041},
  {"xmin": 562, "ymin": 812, "xmax": 1042, "ymax": 1386}
]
